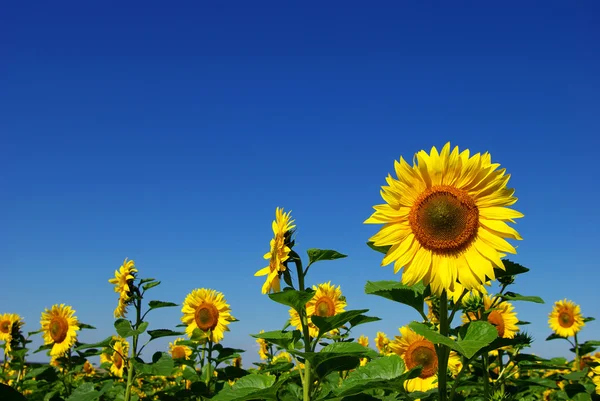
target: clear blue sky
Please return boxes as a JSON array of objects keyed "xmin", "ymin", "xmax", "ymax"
[{"xmin": 1, "ymin": 1, "xmax": 599, "ymax": 366}]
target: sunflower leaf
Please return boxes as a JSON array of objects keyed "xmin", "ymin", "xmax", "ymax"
[
  {"xmin": 545, "ymin": 333, "xmax": 567, "ymax": 341},
  {"xmin": 147, "ymin": 329, "xmax": 185, "ymax": 341},
  {"xmin": 348, "ymin": 314, "xmax": 381, "ymax": 328},
  {"xmin": 312, "ymin": 309, "xmax": 370, "ymax": 334},
  {"xmin": 583, "ymin": 317, "xmax": 595, "ymax": 323},
  {"xmin": 33, "ymin": 343, "xmax": 53, "ymax": 354},
  {"xmin": 502, "ymin": 292, "xmax": 544, "ymax": 304},
  {"xmin": 139, "ymin": 278, "xmax": 156, "ymax": 284},
  {"xmin": 142, "ymin": 281, "xmax": 161, "ymax": 291},
  {"xmin": 306, "ymin": 249, "xmax": 347, "ymax": 266},
  {"xmin": 494, "ymin": 259, "xmax": 529, "ymax": 277},
  {"xmin": 268, "ymin": 289, "xmax": 315, "ymax": 315},
  {"xmin": 251, "ymin": 330, "xmax": 302, "ymax": 350},
  {"xmin": 570, "ymin": 340, "xmax": 600, "ymax": 356},
  {"xmin": 114, "ymin": 319, "xmax": 136, "ymax": 338},
  {"xmin": 148, "ymin": 300, "xmax": 179, "ymax": 311},
  {"xmin": 78, "ymin": 323, "xmax": 96, "ymax": 330},
  {"xmin": 366, "ymin": 241, "xmax": 392, "ymax": 255},
  {"xmin": 212, "ymin": 374, "xmax": 278, "ymax": 401},
  {"xmin": 74, "ymin": 336, "xmax": 114, "ymax": 351},
  {"xmin": 456, "ymin": 321, "xmax": 499, "ymax": 359},
  {"xmin": 364, "ymin": 280, "xmax": 425, "ymax": 314},
  {"xmin": 295, "ymin": 343, "xmax": 375, "ymax": 378}
]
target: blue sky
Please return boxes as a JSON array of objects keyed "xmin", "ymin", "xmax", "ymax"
[{"xmin": 1, "ymin": 1, "xmax": 599, "ymax": 366}]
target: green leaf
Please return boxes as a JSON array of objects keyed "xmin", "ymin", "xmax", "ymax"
[
  {"xmin": 212, "ymin": 374, "xmax": 278, "ymax": 401},
  {"xmin": 0, "ymin": 383, "xmax": 27, "ymax": 401},
  {"xmin": 74, "ymin": 336, "xmax": 114, "ymax": 351},
  {"xmin": 139, "ymin": 278, "xmax": 156, "ymax": 284},
  {"xmin": 364, "ymin": 280, "xmax": 425, "ymax": 314},
  {"xmin": 583, "ymin": 317, "xmax": 595, "ymax": 323},
  {"xmin": 147, "ymin": 329, "xmax": 185, "ymax": 341},
  {"xmin": 546, "ymin": 333, "xmax": 567, "ymax": 341},
  {"xmin": 494, "ymin": 259, "xmax": 529, "ymax": 277},
  {"xmin": 307, "ymin": 249, "xmax": 347, "ymax": 265},
  {"xmin": 132, "ymin": 352, "xmax": 174, "ymax": 376},
  {"xmin": 78, "ymin": 323, "xmax": 96, "ymax": 330},
  {"xmin": 297, "ymin": 342, "xmax": 377, "ymax": 378},
  {"xmin": 136, "ymin": 321, "xmax": 149, "ymax": 335},
  {"xmin": 502, "ymin": 292, "xmax": 544, "ymax": 304},
  {"xmin": 142, "ymin": 281, "xmax": 161, "ymax": 291},
  {"xmin": 366, "ymin": 241, "xmax": 391, "ymax": 255},
  {"xmin": 148, "ymin": 300, "xmax": 178, "ymax": 311},
  {"xmin": 311, "ymin": 309, "xmax": 370, "ymax": 334},
  {"xmin": 348, "ymin": 314, "xmax": 381, "ymax": 328},
  {"xmin": 251, "ymin": 330, "xmax": 302, "ymax": 350},
  {"xmin": 336, "ymin": 355, "xmax": 421, "ymax": 397},
  {"xmin": 65, "ymin": 382, "xmax": 105, "ymax": 401},
  {"xmin": 268, "ymin": 289, "xmax": 315, "ymax": 315},
  {"xmin": 33, "ymin": 343, "xmax": 53, "ymax": 354},
  {"xmin": 571, "ymin": 340, "xmax": 600, "ymax": 356},
  {"xmin": 560, "ymin": 368, "xmax": 589, "ymax": 381},
  {"xmin": 114, "ymin": 319, "xmax": 136, "ymax": 338}
]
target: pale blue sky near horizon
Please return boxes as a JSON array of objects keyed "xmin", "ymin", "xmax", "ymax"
[{"xmin": 1, "ymin": 1, "xmax": 599, "ymax": 366}]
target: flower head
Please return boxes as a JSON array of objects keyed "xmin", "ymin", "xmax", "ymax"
[
  {"xmin": 40, "ymin": 304, "xmax": 80, "ymax": 357},
  {"xmin": 181, "ymin": 288, "xmax": 234, "ymax": 344},
  {"xmin": 548, "ymin": 299, "xmax": 585, "ymax": 338}
]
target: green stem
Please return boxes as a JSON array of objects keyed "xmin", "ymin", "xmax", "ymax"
[
  {"xmin": 574, "ymin": 333, "xmax": 580, "ymax": 371},
  {"xmin": 205, "ymin": 341, "xmax": 213, "ymax": 393},
  {"xmin": 448, "ymin": 356, "xmax": 472, "ymax": 401},
  {"xmin": 437, "ymin": 290, "xmax": 449, "ymax": 401},
  {"xmin": 482, "ymin": 353, "xmax": 491, "ymax": 399},
  {"xmin": 498, "ymin": 349, "xmax": 505, "ymax": 394},
  {"xmin": 291, "ymin": 250, "xmax": 312, "ymax": 401},
  {"xmin": 124, "ymin": 291, "xmax": 142, "ymax": 401}
]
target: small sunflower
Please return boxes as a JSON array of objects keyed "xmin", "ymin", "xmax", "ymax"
[
  {"xmin": 108, "ymin": 337, "xmax": 129, "ymax": 378},
  {"xmin": 462, "ymin": 295, "xmax": 519, "ymax": 339},
  {"xmin": 357, "ymin": 335, "xmax": 369, "ymax": 366},
  {"xmin": 389, "ymin": 326, "xmax": 438, "ymax": 392},
  {"xmin": 273, "ymin": 351, "xmax": 292, "ymax": 364},
  {"xmin": 181, "ymin": 288, "xmax": 234, "ymax": 344},
  {"xmin": 0, "ymin": 313, "xmax": 23, "ymax": 353},
  {"xmin": 448, "ymin": 351, "xmax": 463, "ymax": 377},
  {"xmin": 592, "ymin": 366, "xmax": 600, "ymax": 395},
  {"xmin": 289, "ymin": 282, "xmax": 346, "ymax": 338},
  {"xmin": 548, "ymin": 299, "xmax": 585, "ymax": 338},
  {"xmin": 83, "ymin": 360, "xmax": 95, "ymax": 376},
  {"xmin": 256, "ymin": 330, "xmax": 269, "ymax": 360},
  {"xmin": 232, "ymin": 356, "xmax": 242, "ymax": 368},
  {"xmin": 365, "ymin": 143, "xmax": 523, "ymax": 295},
  {"xmin": 108, "ymin": 258, "xmax": 137, "ymax": 318},
  {"xmin": 169, "ymin": 338, "xmax": 192, "ymax": 360},
  {"xmin": 40, "ymin": 304, "xmax": 80, "ymax": 357},
  {"xmin": 254, "ymin": 207, "xmax": 295, "ymax": 294}
]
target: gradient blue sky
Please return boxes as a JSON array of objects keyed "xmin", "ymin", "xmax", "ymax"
[{"xmin": 1, "ymin": 1, "xmax": 599, "ymax": 366}]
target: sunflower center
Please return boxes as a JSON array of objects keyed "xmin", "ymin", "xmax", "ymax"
[
  {"xmin": 488, "ymin": 311, "xmax": 506, "ymax": 338},
  {"xmin": 558, "ymin": 311, "xmax": 574, "ymax": 328},
  {"xmin": 195, "ymin": 303, "xmax": 220, "ymax": 331},
  {"xmin": 171, "ymin": 345, "xmax": 187, "ymax": 359},
  {"xmin": 49, "ymin": 317, "xmax": 69, "ymax": 343},
  {"xmin": 314, "ymin": 297, "xmax": 336, "ymax": 317},
  {"xmin": 405, "ymin": 339, "xmax": 438, "ymax": 378},
  {"xmin": 409, "ymin": 185, "xmax": 479, "ymax": 255},
  {"xmin": 0, "ymin": 321, "xmax": 10, "ymax": 334}
]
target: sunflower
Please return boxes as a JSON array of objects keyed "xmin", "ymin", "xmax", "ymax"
[
  {"xmin": 548, "ymin": 299, "xmax": 585, "ymax": 338},
  {"xmin": 254, "ymin": 207, "xmax": 295, "ymax": 294},
  {"xmin": 592, "ymin": 366, "xmax": 600, "ymax": 395},
  {"xmin": 389, "ymin": 326, "xmax": 438, "ymax": 392},
  {"xmin": 40, "ymin": 304, "xmax": 80, "ymax": 357},
  {"xmin": 289, "ymin": 282, "xmax": 346, "ymax": 338},
  {"xmin": 107, "ymin": 337, "xmax": 129, "ymax": 378},
  {"xmin": 357, "ymin": 335, "xmax": 369, "ymax": 366},
  {"xmin": 462, "ymin": 295, "xmax": 519, "ymax": 339},
  {"xmin": 232, "ymin": 356, "xmax": 242, "ymax": 368},
  {"xmin": 0, "ymin": 313, "xmax": 23, "ymax": 353},
  {"xmin": 448, "ymin": 351, "xmax": 462, "ymax": 377},
  {"xmin": 256, "ymin": 330, "xmax": 269, "ymax": 360},
  {"xmin": 273, "ymin": 351, "xmax": 292, "ymax": 364},
  {"xmin": 169, "ymin": 338, "xmax": 192, "ymax": 360},
  {"xmin": 365, "ymin": 143, "xmax": 523, "ymax": 294},
  {"xmin": 108, "ymin": 258, "xmax": 137, "ymax": 318},
  {"xmin": 375, "ymin": 331, "xmax": 391, "ymax": 355},
  {"xmin": 83, "ymin": 360, "xmax": 95, "ymax": 376},
  {"xmin": 181, "ymin": 288, "xmax": 234, "ymax": 344}
]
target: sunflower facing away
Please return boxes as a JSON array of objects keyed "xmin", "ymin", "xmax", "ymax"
[
  {"xmin": 40, "ymin": 304, "xmax": 80, "ymax": 357},
  {"xmin": 365, "ymin": 143, "xmax": 523, "ymax": 294},
  {"xmin": 100, "ymin": 336, "xmax": 129, "ymax": 378},
  {"xmin": 181, "ymin": 288, "xmax": 234, "ymax": 344},
  {"xmin": 169, "ymin": 338, "xmax": 192, "ymax": 360},
  {"xmin": 255, "ymin": 207, "xmax": 296, "ymax": 294},
  {"xmin": 108, "ymin": 258, "xmax": 138, "ymax": 318},
  {"xmin": 289, "ymin": 281, "xmax": 346, "ymax": 338},
  {"xmin": 0, "ymin": 313, "xmax": 23, "ymax": 353},
  {"xmin": 389, "ymin": 326, "xmax": 439, "ymax": 392},
  {"xmin": 256, "ymin": 330, "xmax": 269, "ymax": 360},
  {"xmin": 548, "ymin": 299, "xmax": 585, "ymax": 338},
  {"xmin": 462, "ymin": 295, "xmax": 519, "ymax": 339}
]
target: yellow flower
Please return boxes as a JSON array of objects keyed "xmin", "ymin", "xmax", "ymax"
[
  {"xmin": 365, "ymin": 143, "xmax": 523, "ymax": 295},
  {"xmin": 232, "ymin": 356, "xmax": 242, "ymax": 368},
  {"xmin": 462, "ymin": 295, "xmax": 519, "ymax": 339},
  {"xmin": 83, "ymin": 360, "xmax": 95, "ymax": 376},
  {"xmin": 289, "ymin": 282, "xmax": 346, "ymax": 338},
  {"xmin": 357, "ymin": 335, "xmax": 369, "ymax": 347},
  {"xmin": 273, "ymin": 351, "xmax": 292, "ymax": 364},
  {"xmin": 592, "ymin": 366, "xmax": 600, "ymax": 395},
  {"xmin": 0, "ymin": 314, "xmax": 23, "ymax": 353},
  {"xmin": 548, "ymin": 299, "xmax": 585, "ymax": 338},
  {"xmin": 181, "ymin": 288, "xmax": 234, "ymax": 344},
  {"xmin": 254, "ymin": 207, "xmax": 295, "ymax": 294},
  {"xmin": 256, "ymin": 330, "xmax": 269, "ymax": 360},
  {"xmin": 375, "ymin": 331, "xmax": 391, "ymax": 355},
  {"xmin": 389, "ymin": 326, "xmax": 438, "ymax": 392},
  {"xmin": 109, "ymin": 337, "xmax": 129, "ymax": 378},
  {"xmin": 169, "ymin": 338, "xmax": 192, "ymax": 360},
  {"xmin": 40, "ymin": 304, "xmax": 80, "ymax": 357},
  {"xmin": 448, "ymin": 351, "xmax": 463, "ymax": 377},
  {"xmin": 108, "ymin": 258, "xmax": 137, "ymax": 318}
]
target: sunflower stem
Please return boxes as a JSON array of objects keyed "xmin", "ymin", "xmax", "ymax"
[
  {"xmin": 437, "ymin": 290, "xmax": 450, "ymax": 401},
  {"xmin": 124, "ymin": 288, "xmax": 142, "ymax": 401},
  {"xmin": 481, "ymin": 353, "xmax": 491, "ymax": 399},
  {"xmin": 205, "ymin": 341, "xmax": 213, "ymax": 392},
  {"xmin": 574, "ymin": 333, "xmax": 580, "ymax": 371}
]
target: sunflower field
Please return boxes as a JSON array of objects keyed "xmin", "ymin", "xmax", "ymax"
[{"xmin": 1, "ymin": 143, "xmax": 599, "ymax": 401}]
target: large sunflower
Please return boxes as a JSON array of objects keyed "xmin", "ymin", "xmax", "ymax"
[
  {"xmin": 548, "ymin": 299, "xmax": 585, "ymax": 338},
  {"xmin": 289, "ymin": 282, "xmax": 346, "ymax": 338},
  {"xmin": 0, "ymin": 313, "xmax": 23, "ymax": 353},
  {"xmin": 254, "ymin": 208, "xmax": 295, "ymax": 294},
  {"xmin": 169, "ymin": 338, "xmax": 192, "ymax": 360},
  {"xmin": 181, "ymin": 288, "xmax": 234, "ymax": 344},
  {"xmin": 40, "ymin": 304, "xmax": 80, "ymax": 357},
  {"xmin": 365, "ymin": 143, "xmax": 523, "ymax": 294},
  {"xmin": 389, "ymin": 326, "xmax": 438, "ymax": 392},
  {"xmin": 462, "ymin": 295, "xmax": 519, "ymax": 339}
]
